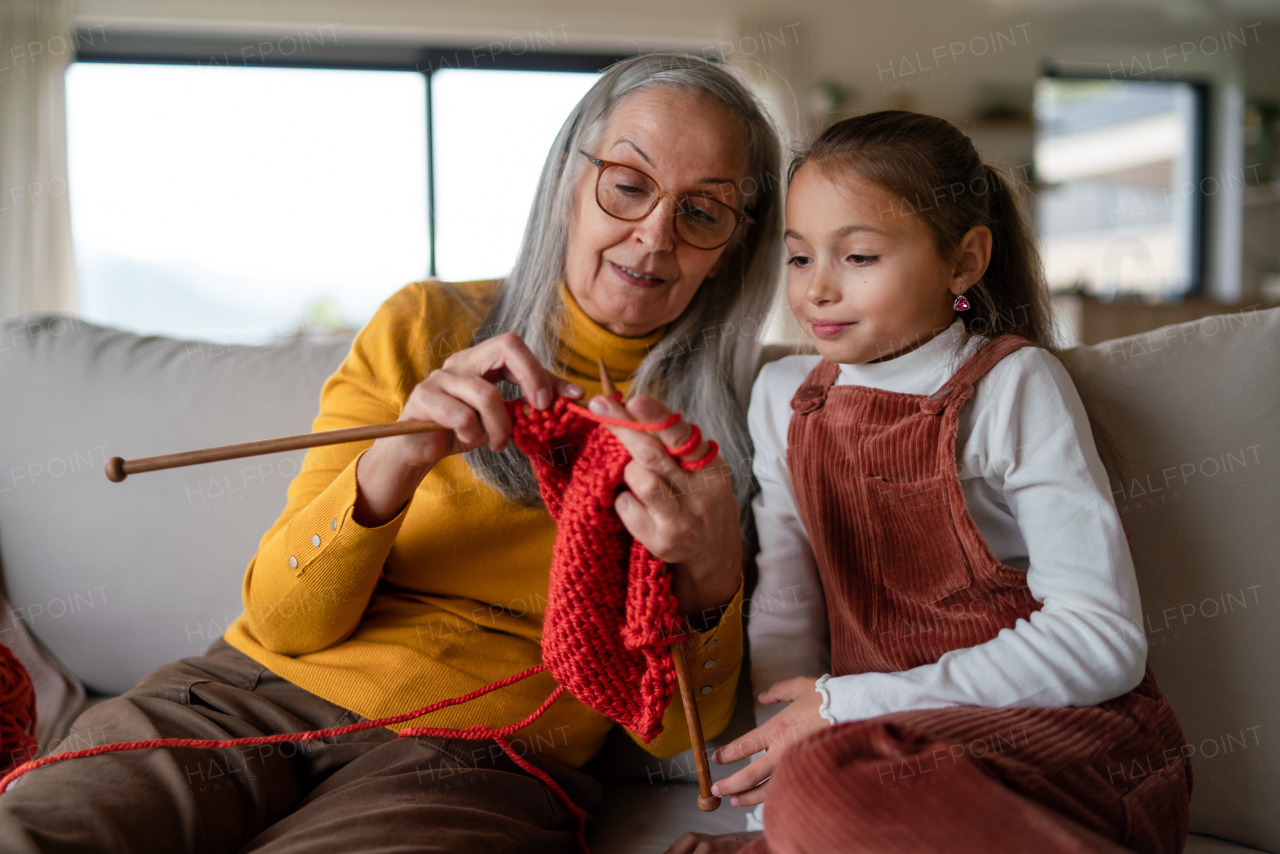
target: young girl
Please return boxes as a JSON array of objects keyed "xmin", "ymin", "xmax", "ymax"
[{"xmin": 668, "ymin": 112, "xmax": 1191, "ymax": 854}]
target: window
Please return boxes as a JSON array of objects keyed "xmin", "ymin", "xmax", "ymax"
[
  {"xmin": 431, "ymin": 69, "xmax": 600, "ymax": 282},
  {"xmin": 66, "ymin": 63, "xmax": 428, "ymax": 343},
  {"xmin": 1034, "ymin": 76, "xmax": 1205, "ymax": 299},
  {"xmin": 65, "ymin": 39, "xmax": 613, "ymax": 343}
]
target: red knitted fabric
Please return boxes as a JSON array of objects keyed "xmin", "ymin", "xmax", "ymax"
[
  {"xmin": 0, "ymin": 396, "xmax": 718, "ymax": 854},
  {"xmin": 0, "ymin": 644, "xmax": 37, "ymax": 769},
  {"xmin": 510, "ymin": 395, "xmax": 691, "ymax": 741}
]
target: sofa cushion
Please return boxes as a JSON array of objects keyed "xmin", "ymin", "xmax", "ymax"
[
  {"xmin": 0, "ymin": 313, "xmax": 353, "ymax": 694},
  {"xmin": 1060, "ymin": 306, "xmax": 1279, "ymax": 853}
]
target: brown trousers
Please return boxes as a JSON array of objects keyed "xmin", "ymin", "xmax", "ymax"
[{"xmin": 0, "ymin": 637, "xmax": 603, "ymax": 853}]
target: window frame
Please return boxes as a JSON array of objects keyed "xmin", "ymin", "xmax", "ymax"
[{"xmin": 1036, "ymin": 64, "xmax": 1211, "ymax": 298}]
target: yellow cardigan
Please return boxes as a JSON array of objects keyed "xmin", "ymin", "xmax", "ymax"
[{"xmin": 224, "ymin": 278, "xmax": 744, "ymax": 768}]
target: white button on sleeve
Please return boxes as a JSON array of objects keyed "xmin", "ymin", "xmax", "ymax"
[
  {"xmin": 703, "ymin": 660, "xmax": 715, "ymax": 669},
  {"xmin": 330, "ymin": 518, "xmax": 338, "ymax": 530},
  {"xmin": 311, "ymin": 534, "xmax": 320, "ymax": 547},
  {"xmin": 288, "ymin": 556, "xmax": 297, "ymax": 569},
  {"xmin": 700, "ymin": 685, "xmax": 712, "ymax": 695}
]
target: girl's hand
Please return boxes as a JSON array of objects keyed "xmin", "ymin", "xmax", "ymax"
[
  {"xmin": 708, "ymin": 676, "xmax": 828, "ymax": 807},
  {"xmin": 663, "ymin": 831, "xmax": 763, "ymax": 854},
  {"xmin": 587, "ymin": 393, "xmax": 742, "ymax": 620}
]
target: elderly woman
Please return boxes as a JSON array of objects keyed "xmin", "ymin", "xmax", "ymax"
[{"xmin": 0, "ymin": 52, "xmax": 784, "ymax": 852}]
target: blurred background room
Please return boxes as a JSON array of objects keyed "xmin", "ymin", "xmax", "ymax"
[{"xmin": 2, "ymin": 0, "xmax": 1279, "ymax": 347}]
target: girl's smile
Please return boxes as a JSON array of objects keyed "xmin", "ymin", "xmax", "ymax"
[{"xmin": 807, "ymin": 319, "xmax": 858, "ymax": 339}]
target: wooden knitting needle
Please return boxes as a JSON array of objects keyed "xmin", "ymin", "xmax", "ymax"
[
  {"xmin": 105, "ymin": 419, "xmax": 447, "ymax": 482},
  {"xmin": 597, "ymin": 356, "xmax": 721, "ymax": 812},
  {"xmin": 102, "ymin": 368, "xmax": 643, "ymax": 482}
]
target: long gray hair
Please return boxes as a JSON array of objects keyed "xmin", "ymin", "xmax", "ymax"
[{"xmin": 463, "ymin": 52, "xmax": 785, "ymax": 531}]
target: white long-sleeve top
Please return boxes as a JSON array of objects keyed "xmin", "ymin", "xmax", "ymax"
[{"xmin": 742, "ymin": 317, "xmax": 1147, "ymax": 832}]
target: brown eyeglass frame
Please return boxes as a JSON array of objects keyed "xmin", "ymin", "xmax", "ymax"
[{"xmin": 580, "ymin": 150, "xmax": 750, "ymax": 250}]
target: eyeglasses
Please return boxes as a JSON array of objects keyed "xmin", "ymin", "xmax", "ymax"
[{"xmin": 579, "ymin": 150, "xmax": 749, "ymax": 250}]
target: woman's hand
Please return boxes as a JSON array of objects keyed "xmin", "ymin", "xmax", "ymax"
[
  {"xmin": 708, "ymin": 677, "xmax": 828, "ymax": 807},
  {"xmin": 663, "ymin": 831, "xmax": 763, "ymax": 854},
  {"xmin": 394, "ymin": 331, "xmax": 584, "ymax": 467},
  {"xmin": 587, "ymin": 393, "xmax": 742, "ymax": 621},
  {"xmin": 354, "ymin": 333, "xmax": 583, "ymax": 527}
]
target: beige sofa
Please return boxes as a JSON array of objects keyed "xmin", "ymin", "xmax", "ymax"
[{"xmin": 0, "ymin": 304, "xmax": 1276, "ymax": 853}]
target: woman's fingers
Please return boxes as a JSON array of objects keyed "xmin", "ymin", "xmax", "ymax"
[
  {"xmin": 614, "ymin": 467, "xmax": 662, "ymax": 540},
  {"xmin": 555, "ymin": 377, "xmax": 586, "ymax": 402},
  {"xmin": 588, "ymin": 394, "xmax": 694, "ymax": 478},
  {"xmin": 627, "ymin": 395, "xmax": 716, "ymax": 469},
  {"xmin": 474, "ymin": 332, "xmax": 559, "ymax": 410},
  {"xmin": 444, "ymin": 332, "xmax": 582, "ymax": 410},
  {"xmin": 615, "ymin": 463, "xmax": 703, "ymax": 559},
  {"xmin": 621, "ymin": 457, "xmax": 678, "ymax": 513},
  {"xmin": 625, "ymin": 395, "xmax": 708, "ymax": 462},
  {"xmin": 426, "ymin": 369, "xmax": 514, "ymax": 452},
  {"xmin": 392, "ymin": 332, "xmax": 591, "ymax": 469},
  {"xmin": 400, "ymin": 383, "xmax": 485, "ymax": 457}
]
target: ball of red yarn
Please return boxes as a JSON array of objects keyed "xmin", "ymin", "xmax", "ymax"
[{"xmin": 0, "ymin": 643, "xmax": 38, "ymax": 772}]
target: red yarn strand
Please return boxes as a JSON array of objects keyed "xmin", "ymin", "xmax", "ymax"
[{"xmin": 0, "ymin": 663, "xmax": 553, "ymax": 792}]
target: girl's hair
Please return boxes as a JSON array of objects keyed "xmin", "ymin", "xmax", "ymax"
[
  {"xmin": 459, "ymin": 52, "xmax": 786, "ymax": 530},
  {"xmin": 787, "ymin": 110, "xmax": 1126, "ymax": 484}
]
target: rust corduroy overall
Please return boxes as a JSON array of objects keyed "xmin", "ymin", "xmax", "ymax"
[{"xmin": 743, "ymin": 334, "xmax": 1192, "ymax": 854}]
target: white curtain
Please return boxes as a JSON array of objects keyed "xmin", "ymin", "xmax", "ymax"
[{"xmin": 0, "ymin": 0, "xmax": 77, "ymax": 320}]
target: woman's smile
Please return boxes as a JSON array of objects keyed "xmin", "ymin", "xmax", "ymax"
[{"xmin": 609, "ymin": 260, "xmax": 669, "ymax": 289}]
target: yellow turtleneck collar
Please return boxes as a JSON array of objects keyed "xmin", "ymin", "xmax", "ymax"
[{"xmin": 554, "ymin": 281, "xmax": 666, "ymax": 397}]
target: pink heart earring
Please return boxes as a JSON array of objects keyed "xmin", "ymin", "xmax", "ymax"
[{"xmin": 953, "ymin": 292, "xmax": 970, "ymax": 312}]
